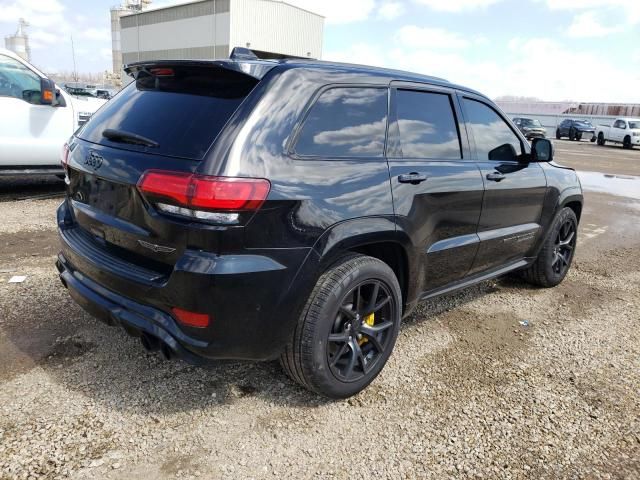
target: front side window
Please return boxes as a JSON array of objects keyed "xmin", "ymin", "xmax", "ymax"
[
  {"xmin": 614, "ymin": 120, "xmax": 626, "ymax": 129},
  {"xmin": 396, "ymin": 90, "xmax": 461, "ymax": 159},
  {"xmin": 0, "ymin": 54, "xmax": 41, "ymax": 104},
  {"xmin": 294, "ymin": 87, "xmax": 387, "ymax": 157},
  {"xmin": 462, "ymin": 98, "xmax": 522, "ymax": 161}
]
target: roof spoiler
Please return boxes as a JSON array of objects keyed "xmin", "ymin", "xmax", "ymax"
[{"xmin": 124, "ymin": 59, "xmax": 276, "ymax": 80}]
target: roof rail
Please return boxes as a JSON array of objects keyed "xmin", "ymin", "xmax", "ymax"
[{"xmin": 230, "ymin": 47, "xmax": 258, "ymax": 61}]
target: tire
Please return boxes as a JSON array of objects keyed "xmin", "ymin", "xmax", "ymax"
[
  {"xmin": 520, "ymin": 207, "xmax": 578, "ymax": 288},
  {"xmin": 555, "ymin": 129, "xmax": 561, "ymax": 140},
  {"xmin": 569, "ymin": 128, "xmax": 575, "ymax": 141},
  {"xmin": 597, "ymin": 132, "xmax": 605, "ymax": 146},
  {"xmin": 623, "ymin": 136, "xmax": 632, "ymax": 149},
  {"xmin": 576, "ymin": 132, "xmax": 582, "ymax": 141},
  {"xmin": 280, "ymin": 253, "xmax": 402, "ymax": 398}
]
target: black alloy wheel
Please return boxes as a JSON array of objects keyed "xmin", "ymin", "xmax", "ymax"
[
  {"xmin": 280, "ymin": 254, "xmax": 401, "ymax": 398},
  {"xmin": 551, "ymin": 218, "xmax": 576, "ymax": 276},
  {"xmin": 327, "ymin": 280, "xmax": 394, "ymax": 383},
  {"xmin": 520, "ymin": 207, "xmax": 578, "ymax": 287},
  {"xmin": 623, "ymin": 136, "xmax": 632, "ymax": 149},
  {"xmin": 556, "ymin": 129, "xmax": 561, "ymax": 140}
]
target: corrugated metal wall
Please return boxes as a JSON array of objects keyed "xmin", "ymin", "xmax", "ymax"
[
  {"xmin": 118, "ymin": 0, "xmax": 324, "ymax": 81},
  {"xmin": 230, "ymin": 0, "xmax": 323, "ymax": 59},
  {"xmin": 120, "ymin": 0, "xmax": 230, "ymax": 66}
]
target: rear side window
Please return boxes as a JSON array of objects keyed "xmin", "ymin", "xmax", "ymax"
[
  {"xmin": 462, "ymin": 98, "xmax": 522, "ymax": 161},
  {"xmin": 294, "ymin": 87, "xmax": 387, "ymax": 158},
  {"xmin": 78, "ymin": 65, "xmax": 258, "ymax": 160},
  {"xmin": 396, "ymin": 90, "xmax": 461, "ymax": 159}
]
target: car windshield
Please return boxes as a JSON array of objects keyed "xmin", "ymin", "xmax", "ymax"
[
  {"xmin": 521, "ymin": 119, "xmax": 541, "ymax": 127},
  {"xmin": 629, "ymin": 121, "xmax": 640, "ymax": 129}
]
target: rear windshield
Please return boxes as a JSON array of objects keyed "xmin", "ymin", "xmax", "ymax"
[{"xmin": 78, "ymin": 65, "xmax": 258, "ymax": 160}]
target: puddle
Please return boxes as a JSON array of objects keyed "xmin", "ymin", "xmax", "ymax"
[{"xmin": 577, "ymin": 171, "xmax": 640, "ymax": 200}]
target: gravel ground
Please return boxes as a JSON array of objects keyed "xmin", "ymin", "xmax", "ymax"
[{"xmin": 0, "ymin": 143, "xmax": 639, "ymax": 479}]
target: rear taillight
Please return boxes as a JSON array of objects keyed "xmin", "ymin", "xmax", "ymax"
[
  {"xmin": 137, "ymin": 170, "xmax": 270, "ymax": 224},
  {"xmin": 61, "ymin": 143, "xmax": 70, "ymax": 170},
  {"xmin": 171, "ymin": 307, "xmax": 210, "ymax": 328}
]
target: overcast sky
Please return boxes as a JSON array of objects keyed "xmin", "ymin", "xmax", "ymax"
[{"xmin": 1, "ymin": 0, "xmax": 638, "ymax": 102}]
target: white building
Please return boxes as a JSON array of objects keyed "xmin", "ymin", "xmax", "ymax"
[{"xmin": 116, "ymin": 0, "xmax": 323, "ymax": 81}]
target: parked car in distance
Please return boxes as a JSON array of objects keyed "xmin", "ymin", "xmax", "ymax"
[
  {"xmin": 96, "ymin": 89, "xmax": 115, "ymax": 100},
  {"xmin": 513, "ymin": 117, "xmax": 546, "ymax": 140},
  {"xmin": 555, "ymin": 119, "xmax": 596, "ymax": 142},
  {"xmin": 595, "ymin": 117, "xmax": 640, "ymax": 149},
  {"xmin": 56, "ymin": 49, "xmax": 583, "ymax": 398},
  {"xmin": 0, "ymin": 49, "xmax": 106, "ymax": 177}
]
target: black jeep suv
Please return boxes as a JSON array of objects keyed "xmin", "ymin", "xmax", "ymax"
[{"xmin": 57, "ymin": 52, "xmax": 583, "ymax": 398}]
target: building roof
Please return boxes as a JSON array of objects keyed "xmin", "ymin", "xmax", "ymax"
[{"xmin": 120, "ymin": 0, "xmax": 323, "ymax": 18}]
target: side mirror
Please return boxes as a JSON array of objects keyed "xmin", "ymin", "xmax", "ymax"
[
  {"xmin": 40, "ymin": 77, "xmax": 56, "ymax": 105},
  {"xmin": 488, "ymin": 143, "xmax": 517, "ymax": 161},
  {"xmin": 531, "ymin": 138, "xmax": 553, "ymax": 162}
]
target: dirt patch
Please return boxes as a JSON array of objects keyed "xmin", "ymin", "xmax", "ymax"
[{"xmin": 0, "ymin": 229, "xmax": 59, "ymax": 263}]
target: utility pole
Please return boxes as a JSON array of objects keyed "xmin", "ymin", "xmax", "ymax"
[{"xmin": 70, "ymin": 34, "xmax": 78, "ymax": 82}]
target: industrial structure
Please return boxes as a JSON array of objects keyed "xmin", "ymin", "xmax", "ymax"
[
  {"xmin": 496, "ymin": 100, "xmax": 640, "ymax": 117},
  {"xmin": 111, "ymin": 0, "xmax": 324, "ymax": 84},
  {"xmin": 4, "ymin": 18, "xmax": 31, "ymax": 62},
  {"xmin": 110, "ymin": 0, "xmax": 153, "ymax": 79}
]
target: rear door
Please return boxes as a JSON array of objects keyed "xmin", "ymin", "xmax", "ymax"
[
  {"xmin": 388, "ymin": 83, "xmax": 484, "ymax": 293},
  {"xmin": 460, "ymin": 95, "xmax": 547, "ymax": 275}
]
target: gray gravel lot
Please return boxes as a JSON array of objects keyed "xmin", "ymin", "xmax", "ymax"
[{"xmin": 1, "ymin": 141, "xmax": 639, "ymax": 479}]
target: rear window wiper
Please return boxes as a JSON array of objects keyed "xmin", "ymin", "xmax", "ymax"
[{"xmin": 102, "ymin": 128, "xmax": 159, "ymax": 148}]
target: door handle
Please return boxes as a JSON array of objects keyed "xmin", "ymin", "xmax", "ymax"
[
  {"xmin": 398, "ymin": 172, "xmax": 428, "ymax": 184},
  {"xmin": 486, "ymin": 172, "xmax": 506, "ymax": 182}
]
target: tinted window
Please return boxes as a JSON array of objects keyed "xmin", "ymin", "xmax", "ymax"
[
  {"xmin": 78, "ymin": 65, "xmax": 257, "ymax": 160},
  {"xmin": 0, "ymin": 54, "xmax": 41, "ymax": 104},
  {"xmin": 463, "ymin": 98, "xmax": 522, "ymax": 161},
  {"xmin": 295, "ymin": 87, "xmax": 387, "ymax": 157},
  {"xmin": 396, "ymin": 90, "xmax": 461, "ymax": 159}
]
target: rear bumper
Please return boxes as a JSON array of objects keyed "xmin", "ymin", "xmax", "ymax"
[
  {"xmin": 56, "ymin": 254, "xmax": 206, "ymax": 364},
  {"xmin": 0, "ymin": 166, "xmax": 64, "ymax": 176},
  {"xmin": 56, "ymin": 199, "xmax": 315, "ymax": 361}
]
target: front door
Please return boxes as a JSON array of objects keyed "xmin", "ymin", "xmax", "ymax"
[
  {"xmin": 611, "ymin": 119, "xmax": 627, "ymax": 142},
  {"xmin": 460, "ymin": 95, "xmax": 547, "ymax": 275},
  {"xmin": 388, "ymin": 85, "xmax": 484, "ymax": 294}
]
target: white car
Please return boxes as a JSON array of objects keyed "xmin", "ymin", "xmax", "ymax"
[
  {"xmin": 595, "ymin": 117, "xmax": 640, "ymax": 149},
  {"xmin": 0, "ymin": 48, "xmax": 106, "ymax": 176}
]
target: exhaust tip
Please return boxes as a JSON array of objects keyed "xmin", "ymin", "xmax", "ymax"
[
  {"xmin": 160, "ymin": 343, "xmax": 173, "ymax": 360},
  {"xmin": 140, "ymin": 333, "xmax": 160, "ymax": 352}
]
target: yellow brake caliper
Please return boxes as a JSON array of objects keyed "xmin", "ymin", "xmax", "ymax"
[{"xmin": 359, "ymin": 313, "xmax": 375, "ymax": 345}]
